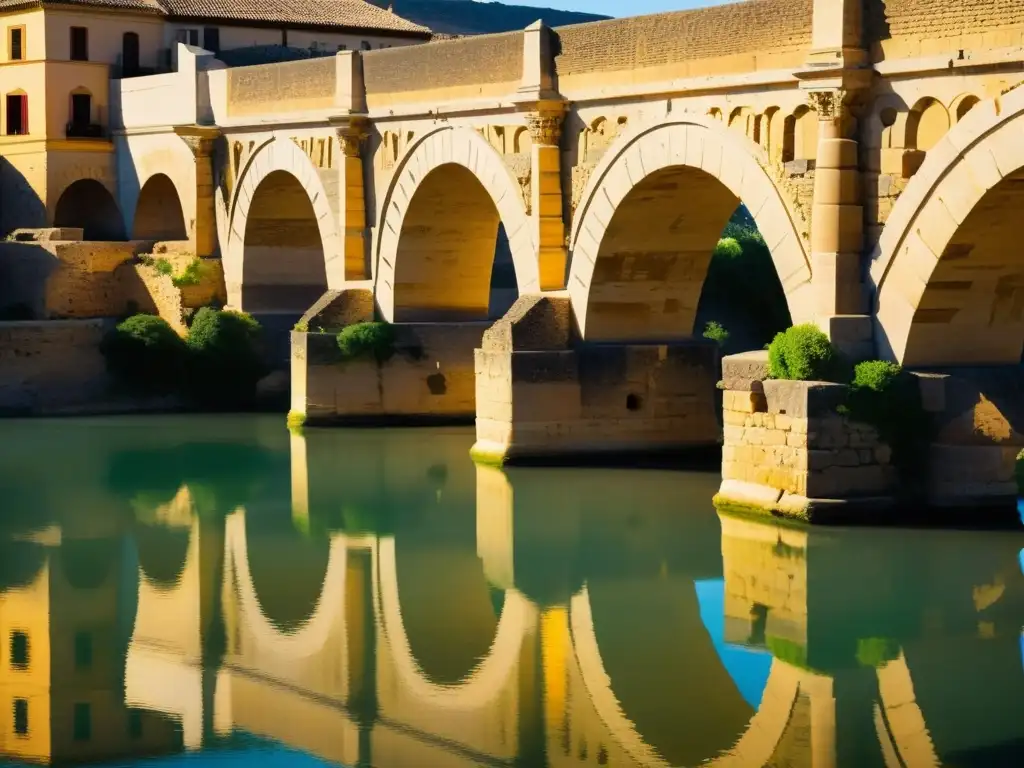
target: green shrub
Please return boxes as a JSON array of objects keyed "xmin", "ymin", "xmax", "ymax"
[
  {"xmin": 336, "ymin": 322, "xmax": 396, "ymax": 363},
  {"xmin": 171, "ymin": 259, "xmax": 204, "ymax": 288},
  {"xmin": 767, "ymin": 324, "xmax": 837, "ymax": 381},
  {"xmin": 100, "ymin": 314, "xmax": 186, "ymax": 395},
  {"xmin": 856, "ymin": 637, "xmax": 900, "ymax": 668},
  {"xmin": 153, "ymin": 257, "xmax": 173, "ymax": 276},
  {"xmin": 185, "ymin": 307, "xmax": 266, "ymax": 406},
  {"xmin": 703, "ymin": 320, "xmax": 730, "ymax": 348},
  {"xmin": 714, "ymin": 237, "xmax": 743, "ymax": 261},
  {"xmin": 846, "ymin": 360, "xmax": 930, "ymax": 481}
]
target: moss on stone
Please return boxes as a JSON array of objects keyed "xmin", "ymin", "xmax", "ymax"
[
  {"xmin": 286, "ymin": 410, "xmax": 307, "ymax": 433},
  {"xmin": 469, "ymin": 444, "xmax": 508, "ymax": 467}
]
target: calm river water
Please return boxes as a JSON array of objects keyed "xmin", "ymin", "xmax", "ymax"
[{"xmin": 3, "ymin": 415, "xmax": 1024, "ymax": 767}]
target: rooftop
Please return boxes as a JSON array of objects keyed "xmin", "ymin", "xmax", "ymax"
[{"xmin": 0, "ymin": 0, "xmax": 432, "ymax": 35}]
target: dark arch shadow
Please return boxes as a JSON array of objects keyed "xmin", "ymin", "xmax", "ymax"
[
  {"xmin": 0, "ymin": 540, "xmax": 46, "ymax": 593},
  {"xmin": 133, "ymin": 173, "xmax": 187, "ymax": 240},
  {"xmin": 54, "ymin": 179, "xmax": 126, "ymax": 240}
]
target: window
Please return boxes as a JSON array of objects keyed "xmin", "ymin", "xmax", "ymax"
[
  {"xmin": 175, "ymin": 28, "xmax": 199, "ymax": 46},
  {"xmin": 13, "ymin": 699, "xmax": 28, "ymax": 736},
  {"xmin": 122, "ymin": 32, "xmax": 139, "ymax": 75},
  {"xmin": 74, "ymin": 631, "xmax": 93, "ymax": 670},
  {"xmin": 71, "ymin": 93, "xmax": 92, "ymax": 128},
  {"xmin": 336, "ymin": 43, "xmax": 347, "ymax": 52},
  {"xmin": 360, "ymin": 40, "xmax": 371, "ymax": 51},
  {"xmin": 10, "ymin": 631, "xmax": 29, "ymax": 668},
  {"xmin": 73, "ymin": 703, "xmax": 91, "ymax": 741},
  {"xmin": 203, "ymin": 27, "xmax": 219, "ymax": 53},
  {"xmin": 5, "ymin": 92, "xmax": 26, "ymax": 135},
  {"xmin": 70, "ymin": 26, "xmax": 88, "ymax": 61},
  {"xmin": 9, "ymin": 26, "xmax": 24, "ymax": 61}
]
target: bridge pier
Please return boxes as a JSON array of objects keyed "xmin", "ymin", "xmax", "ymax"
[
  {"xmin": 715, "ymin": 352, "xmax": 1024, "ymax": 523},
  {"xmin": 471, "ymin": 295, "xmax": 720, "ymax": 465}
]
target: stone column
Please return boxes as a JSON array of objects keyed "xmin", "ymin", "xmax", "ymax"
[
  {"xmin": 525, "ymin": 101, "xmax": 567, "ymax": 291},
  {"xmin": 176, "ymin": 125, "xmax": 220, "ymax": 258},
  {"xmin": 335, "ymin": 117, "xmax": 370, "ymax": 282},
  {"xmin": 806, "ymin": 89, "xmax": 871, "ymax": 358}
]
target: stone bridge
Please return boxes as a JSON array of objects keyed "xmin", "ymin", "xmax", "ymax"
[{"xmin": 106, "ymin": 0, "xmax": 1024, "ymax": 460}]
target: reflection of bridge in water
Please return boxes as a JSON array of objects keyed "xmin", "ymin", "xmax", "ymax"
[{"xmin": 5, "ymin": 427, "xmax": 1024, "ymax": 766}]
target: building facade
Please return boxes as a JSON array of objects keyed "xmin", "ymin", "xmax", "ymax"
[{"xmin": 0, "ymin": 0, "xmax": 430, "ymax": 237}]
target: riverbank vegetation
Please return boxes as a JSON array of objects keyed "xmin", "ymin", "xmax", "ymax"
[{"xmin": 101, "ymin": 308, "xmax": 266, "ymax": 408}]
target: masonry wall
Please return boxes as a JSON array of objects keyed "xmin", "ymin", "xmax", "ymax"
[
  {"xmin": 866, "ymin": 0, "xmax": 1024, "ymax": 61},
  {"xmin": 0, "ymin": 320, "xmax": 111, "ymax": 414},
  {"xmin": 292, "ymin": 323, "xmax": 486, "ymax": 423}
]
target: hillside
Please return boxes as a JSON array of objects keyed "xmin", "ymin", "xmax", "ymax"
[{"xmin": 367, "ymin": 0, "xmax": 608, "ymax": 35}]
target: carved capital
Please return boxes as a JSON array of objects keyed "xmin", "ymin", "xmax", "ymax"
[
  {"xmin": 807, "ymin": 89, "xmax": 849, "ymax": 122},
  {"xmin": 336, "ymin": 117, "xmax": 370, "ymax": 158},
  {"xmin": 174, "ymin": 126, "xmax": 220, "ymax": 160},
  {"xmin": 526, "ymin": 113, "xmax": 563, "ymax": 146}
]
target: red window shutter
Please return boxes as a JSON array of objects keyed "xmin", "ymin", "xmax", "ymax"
[{"xmin": 20, "ymin": 95, "xmax": 27, "ymax": 134}]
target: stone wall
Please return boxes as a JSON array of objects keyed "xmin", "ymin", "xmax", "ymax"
[
  {"xmin": 0, "ymin": 320, "xmax": 111, "ymax": 414},
  {"xmin": 291, "ymin": 323, "xmax": 486, "ymax": 423},
  {"xmin": 362, "ymin": 31, "xmax": 523, "ymax": 105},
  {"xmin": 866, "ymin": 0, "xmax": 1024, "ymax": 59},
  {"xmin": 472, "ymin": 295, "xmax": 720, "ymax": 463},
  {"xmin": 716, "ymin": 351, "xmax": 897, "ymax": 521},
  {"xmin": 0, "ymin": 237, "xmax": 224, "ymax": 331},
  {"xmin": 226, "ymin": 57, "xmax": 336, "ymax": 117},
  {"xmin": 554, "ymin": 0, "xmax": 812, "ymax": 85}
]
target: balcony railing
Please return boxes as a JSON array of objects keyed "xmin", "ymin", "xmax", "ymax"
[{"xmin": 66, "ymin": 122, "xmax": 106, "ymax": 139}]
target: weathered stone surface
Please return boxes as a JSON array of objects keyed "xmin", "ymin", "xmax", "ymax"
[
  {"xmin": 298, "ymin": 288, "xmax": 375, "ymax": 332},
  {"xmin": 481, "ymin": 293, "xmax": 572, "ymax": 353},
  {"xmin": 762, "ymin": 379, "xmax": 848, "ymax": 420},
  {"xmin": 720, "ymin": 350, "xmax": 769, "ymax": 392}
]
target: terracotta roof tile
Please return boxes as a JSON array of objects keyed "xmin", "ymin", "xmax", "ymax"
[
  {"xmin": 159, "ymin": 0, "xmax": 431, "ymax": 34},
  {"xmin": 0, "ymin": 0, "xmax": 430, "ymax": 35}
]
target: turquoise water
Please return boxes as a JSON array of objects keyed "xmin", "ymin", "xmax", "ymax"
[{"xmin": 2, "ymin": 415, "xmax": 1024, "ymax": 767}]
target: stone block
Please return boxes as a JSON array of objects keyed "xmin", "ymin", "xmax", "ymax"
[
  {"xmin": 721, "ymin": 350, "xmax": 769, "ymax": 392},
  {"xmin": 762, "ymin": 379, "xmax": 847, "ymax": 419},
  {"xmin": 482, "ymin": 293, "xmax": 572, "ymax": 352}
]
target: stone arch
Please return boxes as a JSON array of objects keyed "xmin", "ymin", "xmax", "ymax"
[
  {"xmin": 225, "ymin": 137, "xmax": 339, "ymax": 312},
  {"xmin": 569, "ymin": 586, "xmax": 801, "ymax": 768},
  {"xmin": 951, "ymin": 93, "xmax": 981, "ymax": 123},
  {"xmin": 567, "ymin": 116, "xmax": 813, "ymax": 341},
  {"xmin": 135, "ymin": 524, "xmax": 191, "ymax": 589},
  {"xmin": 373, "ymin": 126, "xmax": 537, "ymax": 323},
  {"xmin": 53, "ymin": 178, "xmax": 125, "ymax": 240},
  {"xmin": 782, "ymin": 105, "xmax": 817, "ymax": 163},
  {"xmin": 872, "ymin": 90, "xmax": 1024, "ymax": 365},
  {"xmin": 906, "ymin": 97, "xmax": 950, "ymax": 152},
  {"xmin": 132, "ymin": 173, "xmax": 187, "ymax": 241}
]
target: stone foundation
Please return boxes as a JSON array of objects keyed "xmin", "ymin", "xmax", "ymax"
[
  {"xmin": 715, "ymin": 352, "xmax": 1024, "ymax": 524},
  {"xmin": 290, "ymin": 323, "xmax": 485, "ymax": 425},
  {"xmin": 472, "ymin": 295, "xmax": 721, "ymax": 463}
]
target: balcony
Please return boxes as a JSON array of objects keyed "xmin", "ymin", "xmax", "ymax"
[{"xmin": 66, "ymin": 122, "xmax": 106, "ymax": 139}]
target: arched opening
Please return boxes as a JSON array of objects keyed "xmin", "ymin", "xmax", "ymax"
[
  {"xmin": 241, "ymin": 169, "xmax": 327, "ymax": 315},
  {"xmin": 907, "ymin": 98, "xmax": 950, "ymax": 152},
  {"xmin": 53, "ymin": 179, "xmax": 125, "ymax": 240},
  {"xmin": 582, "ymin": 163, "xmax": 791, "ymax": 350},
  {"xmin": 133, "ymin": 173, "xmax": 187, "ymax": 240},
  {"xmin": 894, "ymin": 173, "xmax": 1024, "ymax": 367},
  {"xmin": 954, "ymin": 94, "xmax": 980, "ymax": 123},
  {"xmin": 392, "ymin": 163, "xmax": 507, "ymax": 322},
  {"xmin": 58, "ymin": 537, "xmax": 118, "ymax": 590},
  {"xmin": 782, "ymin": 105, "xmax": 818, "ymax": 164},
  {"xmin": 0, "ymin": 541, "xmax": 45, "ymax": 593}
]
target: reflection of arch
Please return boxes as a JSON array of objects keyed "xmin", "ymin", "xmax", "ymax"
[
  {"xmin": 135, "ymin": 524, "xmax": 191, "ymax": 589},
  {"xmin": 875, "ymin": 653, "xmax": 940, "ymax": 767},
  {"xmin": 872, "ymin": 91, "xmax": 1024, "ymax": 365},
  {"xmin": 53, "ymin": 178, "xmax": 125, "ymax": 240},
  {"xmin": 373, "ymin": 126, "xmax": 537, "ymax": 323},
  {"xmin": 225, "ymin": 137, "xmax": 339, "ymax": 310},
  {"xmin": 567, "ymin": 116, "xmax": 813, "ymax": 341},
  {"xmin": 569, "ymin": 586, "xmax": 800, "ymax": 768},
  {"xmin": 133, "ymin": 173, "xmax": 187, "ymax": 240},
  {"xmin": 226, "ymin": 513, "xmax": 348, "ymax": 657},
  {"xmin": 377, "ymin": 536, "xmax": 532, "ymax": 708},
  {"xmin": 58, "ymin": 537, "xmax": 118, "ymax": 590},
  {"xmin": 0, "ymin": 541, "xmax": 46, "ymax": 593},
  {"xmin": 244, "ymin": 514, "xmax": 331, "ymax": 633}
]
